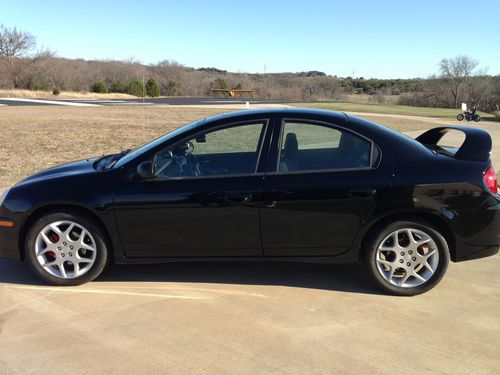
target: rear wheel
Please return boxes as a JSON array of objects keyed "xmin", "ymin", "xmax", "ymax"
[
  {"xmin": 25, "ymin": 211, "xmax": 108, "ymax": 286},
  {"xmin": 364, "ymin": 221, "xmax": 449, "ymax": 296},
  {"xmin": 473, "ymin": 115, "xmax": 481, "ymax": 122},
  {"xmin": 457, "ymin": 114, "xmax": 464, "ymax": 121}
]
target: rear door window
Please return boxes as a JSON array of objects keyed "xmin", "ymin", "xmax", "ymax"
[{"xmin": 278, "ymin": 121, "xmax": 374, "ymax": 172}]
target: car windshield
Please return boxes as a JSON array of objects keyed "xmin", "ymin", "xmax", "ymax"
[{"xmin": 112, "ymin": 119, "xmax": 204, "ymax": 169}]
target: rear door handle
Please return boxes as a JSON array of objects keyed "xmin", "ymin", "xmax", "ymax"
[{"xmin": 349, "ymin": 188, "xmax": 377, "ymax": 198}]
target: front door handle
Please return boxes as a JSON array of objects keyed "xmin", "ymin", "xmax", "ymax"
[
  {"xmin": 349, "ymin": 188, "xmax": 377, "ymax": 198},
  {"xmin": 226, "ymin": 193, "xmax": 253, "ymax": 203}
]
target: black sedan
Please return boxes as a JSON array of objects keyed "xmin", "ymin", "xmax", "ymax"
[{"xmin": 0, "ymin": 108, "xmax": 498, "ymax": 295}]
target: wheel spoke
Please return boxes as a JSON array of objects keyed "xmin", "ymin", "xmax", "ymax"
[
  {"xmin": 423, "ymin": 249, "xmax": 437, "ymax": 260},
  {"xmin": 423, "ymin": 261, "xmax": 433, "ymax": 272},
  {"xmin": 400, "ymin": 272, "xmax": 411, "ymax": 285},
  {"xmin": 79, "ymin": 237, "xmax": 95, "ymax": 251},
  {"xmin": 73, "ymin": 262, "xmax": 80, "ymax": 277},
  {"xmin": 37, "ymin": 248, "xmax": 52, "ymax": 257},
  {"xmin": 49, "ymin": 224, "xmax": 63, "ymax": 235},
  {"xmin": 40, "ymin": 232, "xmax": 54, "ymax": 246},
  {"xmin": 379, "ymin": 245, "xmax": 395, "ymax": 251},
  {"xmin": 417, "ymin": 238, "xmax": 432, "ymax": 247},
  {"xmin": 412, "ymin": 272, "xmax": 426, "ymax": 282},
  {"xmin": 42, "ymin": 259, "xmax": 57, "ymax": 267},
  {"xmin": 406, "ymin": 229, "xmax": 415, "ymax": 244},
  {"xmin": 377, "ymin": 258, "xmax": 393, "ymax": 268},
  {"xmin": 388, "ymin": 266, "xmax": 396, "ymax": 281},
  {"xmin": 78, "ymin": 258, "xmax": 93, "ymax": 264},
  {"xmin": 64, "ymin": 224, "xmax": 75, "ymax": 240},
  {"xmin": 59, "ymin": 263, "xmax": 67, "ymax": 278}
]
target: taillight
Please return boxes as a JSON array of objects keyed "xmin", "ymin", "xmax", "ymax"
[{"xmin": 484, "ymin": 166, "xmax": 498, "ymax": 194}]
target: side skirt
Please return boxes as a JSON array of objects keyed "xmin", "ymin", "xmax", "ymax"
[{"xmin": 116, "ymin": 252, "xmax": 359, "ymax": 265}]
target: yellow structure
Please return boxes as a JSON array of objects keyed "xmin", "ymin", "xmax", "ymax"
[{"xmin": 211, "ymin": 89, "xmax": 254, "ymax": 98}]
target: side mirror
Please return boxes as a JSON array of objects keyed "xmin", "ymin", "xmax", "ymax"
[{"xmin": 137, "ymin": 161, "xmax": 154, "ymax": 179}]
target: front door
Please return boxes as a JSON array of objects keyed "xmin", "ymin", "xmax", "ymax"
[{"xmin": 114, "ymin": 120, "xmax": 269, "ymax": 258}]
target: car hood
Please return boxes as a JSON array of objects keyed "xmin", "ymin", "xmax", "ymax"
[{"xmin": 17, "ymin": 158, "xmax": 99, "ymax": 186}]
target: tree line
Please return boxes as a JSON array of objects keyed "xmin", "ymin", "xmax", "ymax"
[{"xmin": 0, "ymin": 25, "xmax": 498, "ymax": 112}]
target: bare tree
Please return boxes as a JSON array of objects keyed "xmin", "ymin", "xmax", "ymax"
[
  {"xmin": 0, "ymin": 25, "xmax": 53, "ymax": 88},
  {"xmin": 439, "ymin": 55, "xmax": 479, "ymax": 108},
  {"xmin": 465, "ymin": 75, "xmax": 493, "ymax": 108}
]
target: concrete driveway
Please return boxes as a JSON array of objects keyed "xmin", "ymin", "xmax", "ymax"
[
  {"xmin": 0, "ymin": 257, "xmax": 499, "ymax": 374},
  {"xmin": 1, "ymin": 117, "xmax": 499, "ymax": 374}
]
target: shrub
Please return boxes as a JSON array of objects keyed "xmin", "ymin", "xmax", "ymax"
[
  {"xmin": 215, "ymin": 77, "xmax": 228, "ymax": 89},
  {"xmin": 52, "ymin": 86, "xmax": 61, "ymax": 95},
  {"xmin": 109, "ymin": 80, "xmax": 126, "ymax": 93},
  {"xmin": 145, "ymin": 78, "xmax": 161, "ymax": 97},
  {"xmin": 162, "ymin": 80, "xmax": 178, "ymax": 96},
  {"xmin": 127, "ymin": 80, "xmax": 145, "ymax": 96},
  {"xmin": 90, "ymin": 80, "xmax": 108, "ymax": 93},
  {"xmin": 25, "ymin": 75, "xmax": 51, "ymax": 91}
]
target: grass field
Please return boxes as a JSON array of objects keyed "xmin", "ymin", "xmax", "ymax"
[
  {"xmin": 297, "ymin": 102, "xmax": 492, "ymax": 119},
  {"xmin": 0, "ymin": 89, "xmax": 136, "ymax": 100}
]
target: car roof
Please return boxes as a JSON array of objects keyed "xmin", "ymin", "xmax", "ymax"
[{"xmin": 203, "ymin": 107, "xmax": 349, "ymax": 124}]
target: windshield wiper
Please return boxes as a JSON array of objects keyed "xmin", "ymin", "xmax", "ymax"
[{"xmin": 105, "ymin": 149, "xmax": 132, "ymax": 170}]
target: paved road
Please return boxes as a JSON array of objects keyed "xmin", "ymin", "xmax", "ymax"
[{"xmin": 0, "ymin": 97, "xmax": 300, "ymax": 107}]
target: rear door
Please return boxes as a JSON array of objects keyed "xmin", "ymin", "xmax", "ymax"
[{"xmin": 261, "ymin": 118, "xmax": 393, "ymax": 256}]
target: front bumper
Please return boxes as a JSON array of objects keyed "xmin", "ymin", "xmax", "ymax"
[{"xmin": 0, "ymin": 224, "xmax": 21, "ymax": 261}]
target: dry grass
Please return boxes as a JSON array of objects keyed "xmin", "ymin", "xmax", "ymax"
[
  {"xmin": 354, "ymin": 115, "xmax": 434, "ymax": 132},
  {"xmin": 0, "ymin": 106, "xmax": 223, "ymax": 187},
  {"xmin": 0, "ymin": 106, "xmax": 433, "ymax": 188},
  {"xmin": 0, "ymin": 89, "xmax": 136, "ymax": 100}
]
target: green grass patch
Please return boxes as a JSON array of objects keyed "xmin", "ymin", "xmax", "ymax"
[{"xmin": 294, "ymin": 102, "xmax": 476, "ymax": 119}]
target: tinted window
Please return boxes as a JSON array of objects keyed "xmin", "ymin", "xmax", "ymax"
[
  {"xmin": 278, "ymin": 122, "xmax": 372, "ymax": 172},
  {"xmin": 154, "ymin": 122, "xmax": 265, "ymax": 177}
]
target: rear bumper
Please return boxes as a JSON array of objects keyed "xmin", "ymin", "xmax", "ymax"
[
  {"xmin": 453, "ymin": 200, "xmax": 500, "ymax": 262},
  {"xmin": 454, "ymin": 244, "xmax": 499, "ymax": 261}
]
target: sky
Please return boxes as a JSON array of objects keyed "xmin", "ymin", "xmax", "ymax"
[{"xmin": 1, "ymin": 0, "xmax": 499, "ymax": 79}]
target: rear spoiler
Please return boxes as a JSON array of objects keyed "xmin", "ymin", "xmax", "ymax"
[{"xmin": 415, "ymin": 126, "xmax": 492, "ymax": 162}]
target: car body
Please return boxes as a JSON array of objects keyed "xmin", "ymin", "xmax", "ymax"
[{"xmin": 0, "ymin": 108, "xmax": 498, "ymax": 295}]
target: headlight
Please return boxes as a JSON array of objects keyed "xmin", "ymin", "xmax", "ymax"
[{"xmin": 0, "ymin": 188, "xmax": 10, "ymax": 207}]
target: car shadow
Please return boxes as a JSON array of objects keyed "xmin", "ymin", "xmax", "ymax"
[
  {"xmin": 0, "ymin": 259, "xmax": 384, "ymax": 295},
  {"xmin": 99, "ymin": 261, "xmax": 385, "ymax": 295}
]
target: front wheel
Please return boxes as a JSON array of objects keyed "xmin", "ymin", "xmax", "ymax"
[
  {"xmin": 25, "ymin": 211, "xmax": 109, "ymax": 286},
  {"xmin": 364, "ymin": 221, "xmax": 450, "ymax": 296},
  {"xmin": 457, "ymin": 114, "xmax": 464, "ymax": 121},
  {"xmin": 473, "ymin": 115, "xmax": 481, "ymax": 122}
]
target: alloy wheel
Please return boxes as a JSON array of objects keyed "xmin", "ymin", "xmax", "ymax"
[
  {"xmin": 34, "ymin": 220, "xmax": 97, "ymax": 279},
  {"xmin": 375, "ymin": 228, "xmax": 439, "ymax": 288}
]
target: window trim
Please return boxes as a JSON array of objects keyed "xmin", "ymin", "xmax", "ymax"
[
  {"xmin": 273, "ymin": 118, "xmax": 381, "ymax": 175},
  {"xmin": 151, "ymin": 119, "xmax": 270, "ymax": 181}
]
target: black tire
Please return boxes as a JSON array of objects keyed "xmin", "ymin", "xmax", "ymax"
[
  {"xmin": 25, "ymin": 211, "xmax": 109, "ymax": 286},
  {"xmin": 473, "ymin": 115, "xmax": 481, "ymax": 122},
  {"xmin": 364, "ymin": 220, "xmax": 450, "ymax": 296},
  {"xmin": 457, "ymin": 114, "xmax": 464, "ymax": 121}
]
